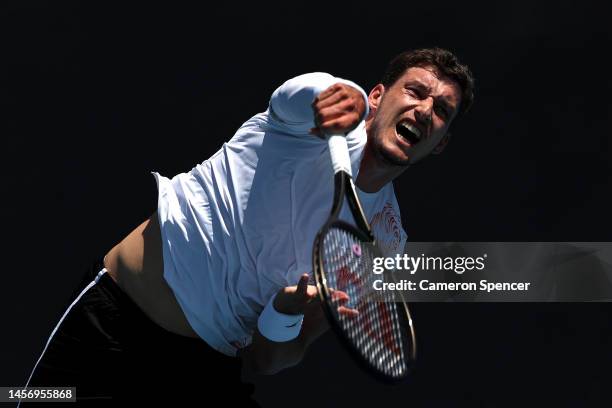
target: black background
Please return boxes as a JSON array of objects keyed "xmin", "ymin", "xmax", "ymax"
[{"xmin": 2, "ymin": 1, "xmax": 611, "ymax": 406}]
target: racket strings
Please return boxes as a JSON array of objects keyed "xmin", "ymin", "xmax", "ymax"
[{"xmin": 322, "ymin": 227, "xmax": 409, "ymax": 378}]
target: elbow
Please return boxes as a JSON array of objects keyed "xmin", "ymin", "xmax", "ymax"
[
  {"xmin": 252, "ymin": 352, "xmax": 304, "ymax": 376},
  {"xmin": 243, "ymin": 355, "xmax": 280, "ymax": 376},
  {"xmin": 241, "ymin": 346, "xmax": 304, "ymax": 376},
  {"xmin": 250, "ymin": 360, "xmax": 282, "ymax": 376}
]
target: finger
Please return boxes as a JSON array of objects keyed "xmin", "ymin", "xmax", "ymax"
[
  {"xmin": 330, "ymin": 289, "xmax": 350, "ymax": 303},
  {"xmin": 306, "ymin": 284, "xmax": 319, "ymax": 300},
  {"xmin": 316, "ymin": 98, "xmax": 357, "ymax": 122},
  {"xmin": 296, "ymin": 274, "xmax": 309, "ymax": 298},
  {"xmin": 316, "ymin": 110, "xmax": 344, "ymax": 129},
  {"xmin": 314, "ymin": 83, "xmax": 342, "ymax": 103},
  {"xmin": 319, "ymin": 115, "xmax": 360, "ymax": 134},
  {"xmin": 313, "ymin": 88, "xmax": 348, "ymax": 110},
  {"xmin": 338, "ymin": 305, "xmax": 360, "ymax": 317},
  {"xmin": 316, "ymin": 101, "xmax": 360, "ymax": 129}
]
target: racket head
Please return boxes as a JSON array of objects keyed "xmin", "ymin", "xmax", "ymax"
[{"xmin": 313, "ymin": 220, "xmax": 417, "ymax": 383}]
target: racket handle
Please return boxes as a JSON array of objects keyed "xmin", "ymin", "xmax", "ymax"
[{"xmin": 327, "ymin": 133, "xmax": 352, "ymax": 176}]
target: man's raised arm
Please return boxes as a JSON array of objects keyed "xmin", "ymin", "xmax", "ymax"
[{"xmin": 268, "ymin": 72, "xmax": 369, "ymax": 135}]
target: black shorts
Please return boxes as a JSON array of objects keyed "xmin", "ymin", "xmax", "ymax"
[{"xmin": 21, "ymin": 259, "xmax": 259, "ymax": 406}]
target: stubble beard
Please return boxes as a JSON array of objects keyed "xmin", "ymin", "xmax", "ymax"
[{"xmin": 372, "ymin": 127, "xmax": 412, "ymax": 167}]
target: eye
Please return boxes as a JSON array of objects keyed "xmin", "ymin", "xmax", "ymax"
[
  {"xmin": 434, "ymin": 104, "xmax": 449, "ymax": 119},
  {"xmin": 406, "ymin": 87, "xmax": 422, "ymax": 98}
]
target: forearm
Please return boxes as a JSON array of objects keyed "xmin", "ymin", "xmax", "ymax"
[
  {"xmin": 240, "ymin": 329, "xmax": 305, "ymax": 375},
  {"xmin": 240, "ymin": 314, "xmax": 329, "ymax": 375},
  {"xmin": 240, "ymin": 274, "xmax": 332, "ymax": 374}
]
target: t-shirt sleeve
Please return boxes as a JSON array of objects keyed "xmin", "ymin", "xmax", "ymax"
[{"xmin": 268, "ymin": 72, "xmax": 369, "ymax": 134}]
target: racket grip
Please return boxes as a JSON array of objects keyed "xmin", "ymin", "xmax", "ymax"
[{"xmin": 327, "ymin": 133, "xmax": 352, "ymax": 176}]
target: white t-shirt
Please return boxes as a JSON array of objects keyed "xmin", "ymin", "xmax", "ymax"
[{"xmin": 153, "ymin": 73, "xmax": 407, "ymax": 356}]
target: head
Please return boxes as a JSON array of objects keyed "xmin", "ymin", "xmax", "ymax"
[{"xmin": 366, "ymin": 47, "xmax": 474, "ymax": 167}]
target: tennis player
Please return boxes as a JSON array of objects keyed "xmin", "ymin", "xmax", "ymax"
[{"xmin": 22, "ymin": 47, "xmax": 474, "ymax": 405}]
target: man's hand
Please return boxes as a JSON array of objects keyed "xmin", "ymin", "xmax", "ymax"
[
  {"xmin": 274, "ymin": 273, "xmax": 359, "ymax": 319},
  {"xmin": 241, "ymin": 274, "xmax": 359, "ymax": 375},
  {"xmin": 274, "ymin": 274, "xmax": 356, "ymax": 344},
  {"xmin": 310, "ymin": 83, "xmax": 366, "ymax": 137},
  {"xmin": 273, "ymin": 273, "xmax": 317, "ymax": 315}
]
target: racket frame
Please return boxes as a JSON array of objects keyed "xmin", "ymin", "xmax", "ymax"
[{"xmin": 312, "ymin": 169, "xmax": 417, "ymax": 383}]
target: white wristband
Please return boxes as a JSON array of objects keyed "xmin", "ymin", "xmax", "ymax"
[{"xmin": 257, "ymin": 293, "xmax": 304, "ymax": 342}]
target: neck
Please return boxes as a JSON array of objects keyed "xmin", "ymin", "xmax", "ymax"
[
  {"xmin": 356, "ymin": 118, "xmax": 409, "ymax": 193},
  {"xmin": 356, "ymin": 139, "xmax": 408, "ymax": 193}
]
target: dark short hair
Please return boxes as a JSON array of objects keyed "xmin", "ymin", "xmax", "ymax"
[{"xmin": 381, "ymin": 47, "xmax": 475, "ymax": 117}]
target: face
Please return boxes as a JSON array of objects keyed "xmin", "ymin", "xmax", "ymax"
[{"xmin": 366, "ymin": 66, "xmax": 462, "ymax": 166}]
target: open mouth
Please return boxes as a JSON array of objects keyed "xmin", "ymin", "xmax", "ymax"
[{"xmin": 395, "ymin": 121, "xmax": 422, "ymax": 146}]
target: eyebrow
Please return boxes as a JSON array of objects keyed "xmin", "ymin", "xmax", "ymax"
[{"xmin": 405, "ymin": 80, "xmax": 457, "ymax": 114}]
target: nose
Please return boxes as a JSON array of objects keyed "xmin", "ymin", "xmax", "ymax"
[{"xmin": 414, "ymin": 97, "xmax": 433, "ymax": 126}]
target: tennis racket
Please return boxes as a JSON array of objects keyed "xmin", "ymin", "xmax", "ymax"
[{"xmin": 312, "ymin": 133, "xmax": 417, "ymax": 383}]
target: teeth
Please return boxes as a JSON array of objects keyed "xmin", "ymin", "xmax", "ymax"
[{"xmin": 398, "ymin": 122, "xmax": 421, "ymax": 139}]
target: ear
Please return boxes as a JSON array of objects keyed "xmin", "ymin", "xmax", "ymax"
[
  {"xmin": 432, "ymin": 132, "xmax": 451, "ymax": 155},
  {"xmin": 367, "ymin": 84, "xmax": 385, "ymax": 115}
]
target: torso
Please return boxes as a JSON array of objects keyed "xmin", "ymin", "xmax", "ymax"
[{"xmin": 103, "ymin": 212, "xmax": 199, "ymax": 338}]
